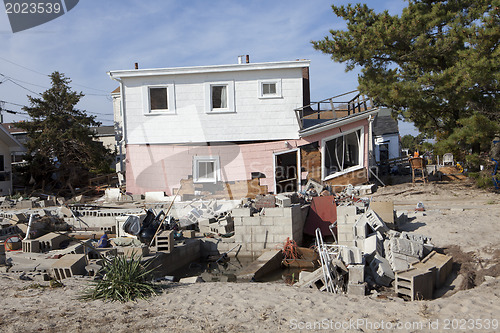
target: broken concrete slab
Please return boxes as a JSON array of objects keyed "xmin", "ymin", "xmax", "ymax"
[
  {"xmin": 411, "ymin": 251, "xmax": 453, "ymax": 289},
  {"xmin": 237, "ymin": 250, "xmax": 283, "ymax": 281},
  {"xmin": 179, "ymin": 276, "xmax": 204, "ymax": 283},
  {"xmin": 369, "ymin": 254, "xmax": 394, "ymax": 287}
]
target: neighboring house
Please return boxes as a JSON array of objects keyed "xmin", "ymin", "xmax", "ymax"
[
  {"xmin": 0, "ymin": 124, "xmax": 26, "ymax": 194},
  {"xmin": 372, "ymin": 107, "xmax": 401, "ymax": 164},
  {"xmin": 108, "ymin": 59, "xmax": 379, "ymax": 197},
  {"xmin": 111, "ymin": 86, "xmax": 125, "ymax": 174},
  {"xmin": 91, "ymin": 125, "xmax": 116, "ymax": 151},
  {"xmin": 1, "ymin": 123, "xmax": 28, "ymax": 163}
]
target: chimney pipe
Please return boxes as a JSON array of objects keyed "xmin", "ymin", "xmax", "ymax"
[
  {"xmin": 246, "ymin": 55, "xmax": 249, "ymax": 63},
  {"xmin": 135, "ymin": 62, "xmax": 139, "ymax": 70}
]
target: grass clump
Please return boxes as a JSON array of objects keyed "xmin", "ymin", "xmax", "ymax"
[{"xmin": 79, "ymin": 253, "xmax": 158, "ymax": 302}]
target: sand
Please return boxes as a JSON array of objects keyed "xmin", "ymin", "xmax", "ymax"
[{"xmin": 1, "ymin": 180, "xmax": 499, "ymax": 332}]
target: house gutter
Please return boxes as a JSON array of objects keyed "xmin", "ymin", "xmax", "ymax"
[
  {"xmin": 107, "ymin": 72, "xmax": 127, "ymax": 174},
  {"xmin": 299, "ymin": 108, "xmax": 380, "ymax": 138}
]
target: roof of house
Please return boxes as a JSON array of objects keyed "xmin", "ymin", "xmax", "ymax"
[
  {"xmin": 372, "ymin": 115, "xmax": 399, "ymax": 136},
  {"xmin": 0, "ymin": 124, "xmax": 26, "ymax": 152},
  {"xmin": 91, "ymin": 125, "xmax": 115, "ymax": 137},
  {"xmin": 1, "ymin": 123, "xmax": 27, "ymax": 135},
  {"xmin": 108, "ymin": 60, "xmax": 310, "ymax": 79}
]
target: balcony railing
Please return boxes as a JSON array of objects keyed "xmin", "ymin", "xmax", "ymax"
[{"xmin": 294, "ymin": 90, "xmax": 375, "ymax": 130}]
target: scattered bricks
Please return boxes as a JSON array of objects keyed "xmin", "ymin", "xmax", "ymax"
[
  {"xmin": 22, "ymin": 239, "xmax": 40, "ymax": 253},
  {"xmin": 395, "ymin": 267, "xmax": 434, "ymax": 301},
  {"xmin": 412, "ymin": 251, "xmax": 453, "ymax": 289},
  {"xmin": 275, "ymin": 194, "xmax": 291, "ymax": 208},
  {"xmin": 154, "ymin": 230, "xmax": 174, "ymax": 253},
  {"xmin": 51, "ymin": 253, "xmax": 87, "ymax": 280},
  {"xmin": 254, "ymin": 195, "xmax": 276, "ymax": 209},
  {"xmin": 348, "ymin": 264, "xmax": 365, "ymax": 284},
  {"xmin": 36, "ymin": 232, "xmax": 70, "ymax": 252},
  {"xmin": 182, "ymin": 230, "xmax": 196, "ymax": 238},
  {"xmin": 348, "ymin": 282, "xmax": 366, "ymax": 296},
  {"xmin": 369, "ymin": 254, "xmax": 394, "ymax": 287}
]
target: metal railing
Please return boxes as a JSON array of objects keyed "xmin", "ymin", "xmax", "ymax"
[{"xmin": 294, "ymin": 90, "xmax": 375, "ymax": 130}]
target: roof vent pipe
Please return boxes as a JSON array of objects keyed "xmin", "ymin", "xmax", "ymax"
[
  {"xmin": 237, "ymin": 55, "xmax": 250, "ymax": 64},
  {"xmin": 135, "ymin": 62, "xmax": 139, "ymax": 70}
]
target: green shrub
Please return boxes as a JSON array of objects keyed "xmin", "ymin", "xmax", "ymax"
[{"xmin": 79, "ymin": 253, "xmax": 157, "ymax": 302}]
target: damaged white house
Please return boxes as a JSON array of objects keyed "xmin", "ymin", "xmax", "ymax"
[{"xmin": 108, "ymin": 58, "xmax": 380, "ymax": 198}]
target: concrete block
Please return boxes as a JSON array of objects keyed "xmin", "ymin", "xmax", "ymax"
[
  {"xmin": 295, "ymin": 267, "xmax": 327, "ymax": 291},
  {"xmin": 154, "ymin": 230, "xmax": 174, "ymax": 253},
  {"xmin": 283, "ymin": 205, "xmax": 301, "ymax": 218},
  {"xmin": 340, "ymin": 247, "xmax": 363, "ymax": 265},
  {"xmin": 395, "ymin": 267, "xmax": 434, "ymax": 301},
  {"xmin": 369, "ymin": 254, "xmax": 394, "ymax": 287},
  {"xmin": 231, "ymin": 208, "xmax": 251, "ymax": 217},
  {"xmin": 348, "ymin": 264, "xmax": 365, "ymax": 284},
  {"xmin": 261, "ymin": 217, "xmax": 275, "ymax": 226},
  {"xmin": 263, "ymin": 207, "xmax": 284, "ymax": 217},
  {"xmin": 36, "ymin": 232, "xmax": 70, "ymax": 252},
  {"xmin": 359, "ymin": 209, "xmax": 389, "ymax": 234},
  {"xmin": 337, "ymin": 205, "xmax": 358, "ymax": 218},
  {"xmin": 182, "ymin": 230, "xmax": 196, "ymax": 238},
  {"xmin": 391, "ymin": 238, "xmax": 424, "ymax": 259},
  {"xmin": 363, "ymin": 234, "xmax": 383, "ymax": 256},
  {"xmin": 51, "ymin": 254, "xmax": 87, "ymax": 279},
  {"xmin": 275, "ymin": 194, "xmax": 291, "ymax": 207},
  {"xmin": 120, "ymin": 246, "xmax": 149, "ymax": 258},
  {"xmin": 412, "ymin": 251, "xmax": 453, "ymax": 289},
  {"xmin": 16, "ymin": 201, "xmax": 34, "ymax": 209},
  {"xmin": 348, "ymin": 282, "xmax": 366, "ymax": 296},
  {"xmin": 22, "ymin": 239, "xmax": 40, "ymax": 253},
  {"xmin": 145, "ymin": 191, "xmax": 167, "ymax": 202},
  {"xmin": 243, "ymin": 216, "xmax": 261, "ymax": 226}
]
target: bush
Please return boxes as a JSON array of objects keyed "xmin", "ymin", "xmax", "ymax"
[{"xmin": 79, "ymin": 253, "xmax": 158, "ymax": 302}]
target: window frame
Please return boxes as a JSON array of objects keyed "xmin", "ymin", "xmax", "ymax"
[
  {"xmin": 143, "ymin": 84, "xmax": 176, "ymax": 115},
  {"xmin": 193, "ymin": 156, "xmax": 220, "ymax": 184},
  {"xmin": 321, "ymin": 126, "xmax": 364, "ymax": 181},
  {"xmin": 258, "ymin": 79, "xmax": 282, "ymax": 99},
  {"xmin": 204, "ymin": 81, "xmax": 235, "ymax": 113}
]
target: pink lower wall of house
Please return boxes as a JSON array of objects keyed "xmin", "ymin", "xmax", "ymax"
[{"xmin": 125, "ymin": 119, "xmax": 369, "ymax": 195}]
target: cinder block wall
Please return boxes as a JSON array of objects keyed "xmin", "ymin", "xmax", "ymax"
[{"xmin": 229, "ymin": 205, "xmax": 308, "ymax": 257}]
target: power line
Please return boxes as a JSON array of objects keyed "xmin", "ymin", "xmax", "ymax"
[{"xmin": 0, "ymin": 56, "xmax": 111, "ymax": 94}]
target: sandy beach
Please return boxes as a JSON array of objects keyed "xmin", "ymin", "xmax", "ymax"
[{"xmin": 1, "ymin": 180, "xmax": 499, "ymax": 333}]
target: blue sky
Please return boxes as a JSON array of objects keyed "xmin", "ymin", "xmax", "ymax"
[{"xmin": 0, "ymin": 0, "xmax": 418, "ymax": 135}]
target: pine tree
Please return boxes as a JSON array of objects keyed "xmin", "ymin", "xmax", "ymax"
[
  {"xmin": 19, "ymin": 72, "xmax": 112, "ymax": 195},
  {"xmin": 312, "ymin": 0, "xmax": 500, "ymax": 137}
]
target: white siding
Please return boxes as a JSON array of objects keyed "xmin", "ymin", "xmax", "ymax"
[{"xmin": 120, "ymin": 67, "xmax": 304, "ymax": 144}]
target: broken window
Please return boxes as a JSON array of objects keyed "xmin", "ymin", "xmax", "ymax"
[
  {"xmin": 211, "ymin": 85, "xmax": 227, "ymax": 109},
  {"xmin": 149, "ymin": 87, "xmax": 168, "ymax": 111},
  {"xmin": 323, "ymin": 129, "xmax": 362, "ymax": 179},
  {"xmin": 194, "ymin": 156, "xmax": 219, "ymax": 183}
]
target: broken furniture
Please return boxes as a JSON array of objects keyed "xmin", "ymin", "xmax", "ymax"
[{"xmin": 409, "ymin": 157, "xmax": 428, "ymax": 184}]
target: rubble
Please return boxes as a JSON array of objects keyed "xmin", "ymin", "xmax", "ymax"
[{"xmin": 0, "ymin": 182, "xmax": 454, "ymax": 303}]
